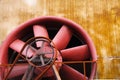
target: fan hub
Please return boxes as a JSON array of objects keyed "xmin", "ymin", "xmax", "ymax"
[
  {"xmin": 25, "ymin": 37, "xmax": 56, "ymax": 67},
  {"xmin": 24, "ymin": 37, "xmax": 63, "ymax": 77}
]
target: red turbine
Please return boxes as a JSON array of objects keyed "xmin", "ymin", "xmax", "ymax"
[{"xmin": 0, "ymin": 16, "xmax": 97, "ymax": 80}]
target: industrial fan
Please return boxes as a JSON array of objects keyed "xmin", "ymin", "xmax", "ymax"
[{"xmin": 0, "ymin": 16, "xmax": 97, "ymax": 80}]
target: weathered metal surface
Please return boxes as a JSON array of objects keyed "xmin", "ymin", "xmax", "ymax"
[{"xmin": 0, "ymin": 0, "xmax": 120, "ymax": 79}]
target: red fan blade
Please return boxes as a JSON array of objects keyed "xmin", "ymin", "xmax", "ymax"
[
  {"xmin": 6, "ymin": 64, "xmax": 28, "ymax": 79},
  {"xmin": 61, "ymin": 45, "xmax": 90, "ymax": 61},
  {"xmin": 33, "ymin": 25, "xmax": 49, "ymax": 47},
  {"xmin": 60, "ymin": 64, "xmax": 88, "ymax": 80},
  {"xmin": 10, "ymin": 39, "xmax": 36, "ymax": 57},
  {"xmin": 52, "ymin": 25, "xmax": 72, "ymax": 50}
]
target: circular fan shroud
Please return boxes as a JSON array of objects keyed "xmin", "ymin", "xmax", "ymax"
[{"xmin": 0, "ymin": 16, "xmax": 97, "ymax": 80}]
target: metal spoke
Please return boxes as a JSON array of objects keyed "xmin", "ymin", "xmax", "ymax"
[
  {"xmin": 22, "ymin": 65, "xmax": 35, "ymax": 80},
  {"xmin": 52, "ymin": 65, "xmax": 61, "ymax": 80},
  {"xmin": 29, "ymin": 55, "xmax": 37, "ymax": 61},
  {"xmin": 40, "ymin": 55, "xmax": 45, "ymax": 65}
]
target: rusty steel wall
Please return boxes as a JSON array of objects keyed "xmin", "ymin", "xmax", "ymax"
[{"xmin": 0, "ymin": 0, "xmax": 120, "ymax": 79}]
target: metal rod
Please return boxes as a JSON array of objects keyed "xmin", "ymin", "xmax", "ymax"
[
  {"xmin": 22, "ymin": 65, "xmax": 35, "ymax": 80},
  {"xmin": 55, "ymin": 60, "xmax": 97, "ymax": 64},
  {"xmin": 52, "ymin": 65, "xmax": 61, "ymax": 80},
  {"xmin": 40, "ymin": 55, "xmax": 45, "ymax": 65}
]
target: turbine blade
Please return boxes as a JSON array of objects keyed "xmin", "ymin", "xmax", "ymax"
[
  {"xmin": 10, "ymin": 39, "xmax": 36, "ymax": 57},
  {"xmin": 33, "ymin": 25, "xmax": 49, "ymax": 47},
  {"xmin": 52, "ymin": 25, "xmax": 72, "ymax": 50},
  {"xmin": 6, "ymin": 64, "xmax": 28, "ymax": 79},
  {"xmin": 61, "ymin": 45, "xmax": 90, "ymax": 61},
  {"xmin": 60, "ymin": 64, "xmax": 88, "ymax": 80}
]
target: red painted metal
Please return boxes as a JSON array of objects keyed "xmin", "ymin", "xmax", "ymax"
[
  {"xmin": 60, "ymin": 64, "xmax": 88, "ymax": 80},
  {"xmin": 6, "ymin": 64, "xmax": 28, "ymax": 78},
  {"xmin": 61, "ymin": 44, "xmax": 90, "ymax": 61},
  {"xmin": 33, "ymin": 25, "xmax": 49, "ymax": 47},
  {"xmin": 10, "ymin": 39, "xmax": 35, "ymax": 57},
  {"xmin": 52, "ymin": 25, "xmax": 72, "ymax": 50},
  {"xmin": 0, "ymin": 16, "xmax": 97, "ymax": 80}
]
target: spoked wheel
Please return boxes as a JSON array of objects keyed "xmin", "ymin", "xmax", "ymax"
[{"xmin": 0, "ymin": 16, "xmax": 97, "ymax": 80}]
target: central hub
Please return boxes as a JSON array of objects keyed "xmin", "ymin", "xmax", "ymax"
[
  {"xmin": 25, "ymin": 37, "xmax": 62, "ymax": 68},
  {"xmin": 25, "ymin": 37, "xmax": 55, "ymax": 67}
]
